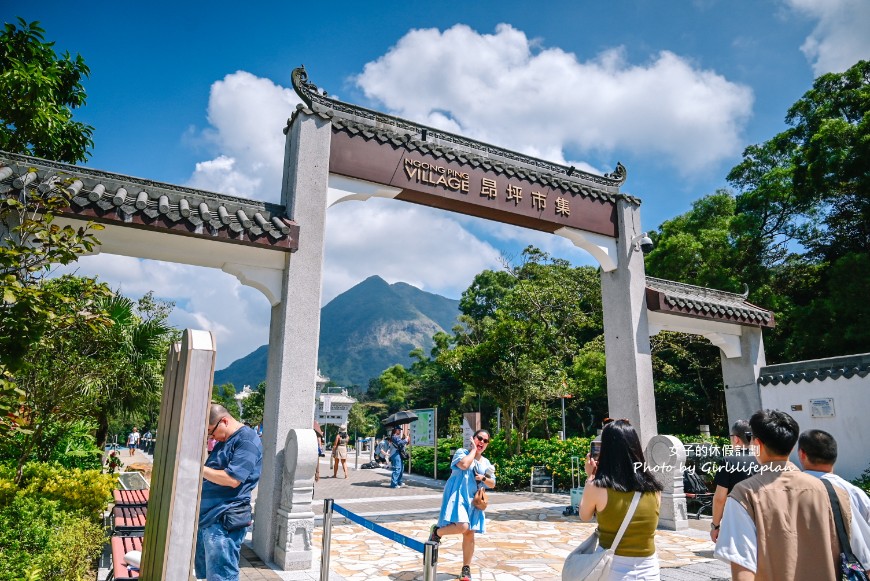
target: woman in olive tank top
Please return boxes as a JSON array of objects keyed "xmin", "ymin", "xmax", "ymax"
[{"xmin": 579, "ymin": 419, "xmax": 663, "ymax": 580}]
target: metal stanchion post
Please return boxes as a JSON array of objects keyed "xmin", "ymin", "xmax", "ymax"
[
  {"xmin": 423, "ymin": 541, "xmax": 438, "ymax": 581},
  {"xmin": 354, "ymin": 433, "xmax": 359, "ymax": 470},
  {"xmin": 320, "ymin": 499, "xmax": 334, "ymax": 581}
]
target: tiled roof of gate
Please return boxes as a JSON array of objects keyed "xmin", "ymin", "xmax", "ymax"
[
  {"xmin": 288, "ymin": 66, "xmax": 640, "ymax": 207},
  {"xmin": 758, "ymin": 353, "xmax": 870, "ymax": 386},
  {"xmin": 0, "ymin": 152, "xmax": 298, "ymax": 250},
  {"xmin": 646, "ymin": 276, "xmax": 775, "ymax": 328}
]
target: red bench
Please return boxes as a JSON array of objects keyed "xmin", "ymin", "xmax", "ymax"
[
  {"xmin": 109, "ymin": 535, "xmax": 142, "ymax": 580},
  {"xmin": 113, "ymin": 505, "xmax": 147, "ymax": 532},
  {"xmin": 113, "ymin": 489, "xmax": 149, "ymax": 506}
]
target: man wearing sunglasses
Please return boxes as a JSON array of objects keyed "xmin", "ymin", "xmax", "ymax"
[
  {"xmin": 195, "ymin": 404, "xmax": 263, "ymax": 581},
  {"xmin": 710, "ymin": 419, "xmax": 759, "ymax": 542}
]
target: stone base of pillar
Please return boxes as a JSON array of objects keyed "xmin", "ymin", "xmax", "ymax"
[
  {"xmin": 272, "ymin": 428, "xmax": 318, "ymax": 570},
  {"xmin": 645, "ymin": 434, "xmax": 689, "ymax": 531},
  {"xmin": 273, "ymin": 507, "xmax": 315, "ymax": 570},
  {"xmin": 658, "ymin": 491, "xmax": 689, "ymax": 530}
]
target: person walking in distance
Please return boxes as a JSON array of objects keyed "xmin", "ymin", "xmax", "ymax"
[
  {"xmin": 127, "ymin": 427, "xmax": 140, "ymax": 457},
  {"xmin": 427, "ymin": 429, "xmax": 495, "ymax": 581},
  {"xmin": 195, "ymin": 404, "xmax": 263, "ymax": 581}
]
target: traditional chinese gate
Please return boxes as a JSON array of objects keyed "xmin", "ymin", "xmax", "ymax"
[{"xmin": 0, "ymin": 64, "xmax": 775, "ymax": 571}]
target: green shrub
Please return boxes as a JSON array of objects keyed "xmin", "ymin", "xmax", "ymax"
[
  {"xmin": 852, "ymin": 464, "xmax": 870, "ymax": 496},
  {"xmin": 0, "ymin": 495, "xmax": 105, "ymax": 581},
  {"xmin": 0, "ymin": 420, "xmax": 103, "ymax": 471},
  {"xmin": 410, "ymin": 432, "xmax": 731, "ymax": 491},
  {"xmin": 16, "ymin": 463, "xmax": 116, "ymax": 521}
]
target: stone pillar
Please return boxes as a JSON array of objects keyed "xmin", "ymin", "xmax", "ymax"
[
  {"xmin": 251, "ymin": 109, "xmax": 331, "ymax": 567},
  {"xmin": 721, "ymin": 327, "xmax": 766, "ymax": 427},
  {"xmin": 599, "ymin": 201, "xmax": 658, "ymax": 447},
  {"xmin": 273, "ymin": 429, "xmax": 318, "ymax": 569},
  {"xmin": 645, "ymin": 434, "xmax": 688, "ymax": 531}
]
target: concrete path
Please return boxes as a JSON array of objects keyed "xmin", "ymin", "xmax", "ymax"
[
  {"xmin": 109, "ymin": 450, "xmax": 731, "ymax": 581},
  {"xmin": 242, "ymin": 457, "xmax": 730, "ymax": 581}
]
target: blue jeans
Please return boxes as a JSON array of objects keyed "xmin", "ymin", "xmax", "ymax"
[
  {"xmin": 390, "ymin": 452, "xmax": 403, "ymax": 487},
  {"xmin": 195, "ymin": 520, "xmax": 247, "ymax": 581}
]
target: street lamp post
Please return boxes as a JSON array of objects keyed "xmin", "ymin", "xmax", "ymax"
[{"xmin": 560, "ymin": 394, "xmax": 573, "ymax": 441}]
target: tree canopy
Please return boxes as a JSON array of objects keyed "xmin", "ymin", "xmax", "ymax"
[{"xmin": 0, "ymin": 18, "xmax": 94, "ymax": 162}]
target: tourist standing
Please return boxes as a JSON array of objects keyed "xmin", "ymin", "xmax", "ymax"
[
  {"xmin": 798, "ymin": 429, "xmax": 870, "ymax": 570},
  {"xmin": 427, "ymin": 429, "xmax": 495, "ymax": 581},
  {"xmin": 332, "ymin": 424, "xmax": 350, "ymax": 479},
  {"xmin": 578, "ymin": 419, "xmax": 663, "ymax": 580},
  {"xmin": 710, "ymin": 419, "xmax": 759, "ymax": 542},
  {"xmin": 714, "ymin": 409, "xmax": 851, "ymax": 580},
  {"xmin": 195, "ymin": 404, "xmax": 263, "ymax": 581},
  {"xmin": 389, "ymin": 426, "xmax": 409, "ymax": 488}
]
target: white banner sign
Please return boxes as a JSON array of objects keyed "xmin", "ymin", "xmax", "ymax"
[{"xmin": 322, "ymin": 395, "xmax": 332, "ymax": 414}]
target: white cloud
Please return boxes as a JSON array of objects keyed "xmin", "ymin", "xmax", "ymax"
[
  {"xmin": 355, "ymin": 24, "xmax": 754, "ymax": 173},
  {"xmin": 785, "ymin": 0, "xmax": 870, "ymax": 75},
  {"xmin": 187, "ymin": 71, "xmax": 300, "ymax": 202},
  {"xmin": 57, "ymin": 24, "xmax": 758, "ymax": 368},
  {"xmin": 322, "ymin": 200, "xmax": 502, "ymax": 303},
  {"xmin": 55, "ymin": 254, "xmax": 271, "ymax": 368}
]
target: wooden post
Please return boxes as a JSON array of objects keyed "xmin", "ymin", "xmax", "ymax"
[{"xmin": 140, "ymin": 330, "xmax": 216, "ymax": 580}]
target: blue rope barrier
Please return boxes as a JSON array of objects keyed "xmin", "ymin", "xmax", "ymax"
[{"xmin": 332, "ymin": 503, "xmax": 425, "ymax": 554}]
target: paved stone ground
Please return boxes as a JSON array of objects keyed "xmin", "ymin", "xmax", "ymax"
[
  {"xmin": 107, "ymin": 451, "xmax": 731, "ymax": 580},
  {"xmin": 241, "ymin": 457, "xmax": 730, "ymax": 581}
]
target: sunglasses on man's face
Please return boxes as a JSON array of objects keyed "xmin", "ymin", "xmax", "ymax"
[{"xmin": 476, "ymin": 436, "xmax": 489, "ymax": 444}]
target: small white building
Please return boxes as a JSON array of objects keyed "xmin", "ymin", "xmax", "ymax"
[
  {"xmin": 314, "ymin": 371, "xmax": 356, "ymax": 428},
  {"xmin": 759, "ymin": 353, "xmax": 870, "ymax": 480}
]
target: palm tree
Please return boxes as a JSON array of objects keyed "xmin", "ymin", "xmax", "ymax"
[{"xmin": 92, "ymin": 295, "xmax": 173, "ymax": 448}]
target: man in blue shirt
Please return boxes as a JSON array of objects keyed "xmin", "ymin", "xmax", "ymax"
[{"xmin": 195, "ymin": 404, "xmax": 263, "ymax": 581}]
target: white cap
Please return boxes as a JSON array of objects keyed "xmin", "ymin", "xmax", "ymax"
[{"xmin": 124, "ymin": 550, "xmax": 142, "ymax": 567}]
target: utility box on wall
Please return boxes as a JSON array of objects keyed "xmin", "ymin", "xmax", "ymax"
[{"xmin": 758, "ymin": 353, "xmax": 870, "ymax": 480}]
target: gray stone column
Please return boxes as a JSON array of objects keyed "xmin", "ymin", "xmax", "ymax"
[
  {"xmin": 252, "ymin": 109, "xmax": 331, "ymax": 567},
  {"xmin": 721, "ymin": 327, "xmax": 766, "ymax": 427},
  {"xmin": 645, "ymin": 435, "xmax": 688, "ymax": 531},
  {"xmin": 599, "ymin": 201, "xmax": 658, "ymax": 447}
]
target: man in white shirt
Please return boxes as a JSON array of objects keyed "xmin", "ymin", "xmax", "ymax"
[{"xmin": 798, "ymin": 429, "xmax": 870, "ymax": 571}]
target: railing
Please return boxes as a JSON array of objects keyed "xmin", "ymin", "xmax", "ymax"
[{"xmin": 320, "ymin": 498, "xmax": 438, "ymax": 581}]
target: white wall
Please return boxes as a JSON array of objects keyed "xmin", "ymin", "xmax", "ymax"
[{"xmin": 761, "ymin": 373, "xmax": 869, "ymax": 480}]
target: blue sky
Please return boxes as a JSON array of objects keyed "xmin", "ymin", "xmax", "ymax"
[{"xmin": 8, "ymin": 0, "xmax": 869, "ymax": 368}]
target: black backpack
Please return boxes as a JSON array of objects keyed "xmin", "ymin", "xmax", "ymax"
[{"xmin": 683, "ymin": 469, "xmax": 710, "ymax": 495}]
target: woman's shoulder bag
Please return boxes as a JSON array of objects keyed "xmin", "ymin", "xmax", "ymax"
[{"xmin": 562, "ymin": 491, "xmax": 642, "ymax": 581}]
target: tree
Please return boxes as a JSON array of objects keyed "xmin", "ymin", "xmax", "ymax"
[
  {"xmin": 0, "ymin": 19, "xmax": 102, "ymax": 438},
  {"xmin": 91, "ymin": 293, "xmax": 175, "ymax": 448},
  {"xmin": 212, "ymin": 383, "xmax": 240, "ymax": 418},
  {"xmin": 0, "ymin": 18, "xmax": 94, "ymax": 162},
  {"xmin": 724, "ymin": 59, "xmax": 870, "ymax": 360},
  {"xmin": 372, "ymin": 365, "xmax": 414, "ymax": 413},
  {"xmin": 241, "ymin": 381, "xmax": 266, "ymax": 428},
  {"xmin": 786, "ymin": 60, "xmax": 870, "ymax": 262},
  {"xmin": 443, "ymin": 247, "xmax": 603, "ymax": 454}
]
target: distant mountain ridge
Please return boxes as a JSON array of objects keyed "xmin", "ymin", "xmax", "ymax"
[{"xmin": 213, "ymin": 276, "xmax": 461, "ymax": 388}]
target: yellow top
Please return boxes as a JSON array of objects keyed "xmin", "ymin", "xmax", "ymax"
[{"xmin": 596, "ymin": 489, "xmax": 660, "ymax": 557}]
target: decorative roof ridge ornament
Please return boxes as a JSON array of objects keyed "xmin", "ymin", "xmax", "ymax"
[
  {"xmin": 290, "ymin": 66, "xmax": 629, "ymax": 189},
  {"xmin": 646, "ymin": 276, "xmax": 762, "ymax": 306},
  {"xmin": 604, "ymin": 162, "xmax": 627, "ymax": 184}
]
